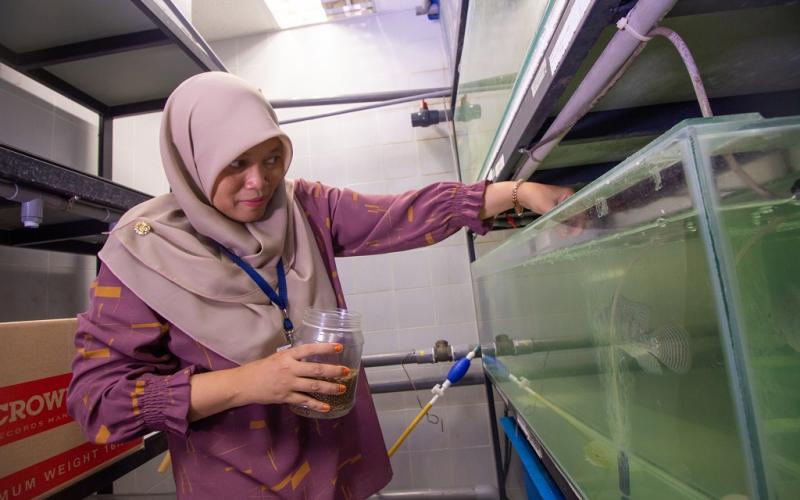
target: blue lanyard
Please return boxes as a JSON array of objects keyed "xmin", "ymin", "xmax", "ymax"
[{"xmin": 220, "ymin": 247, "xmax": 295, "ymax": 342}]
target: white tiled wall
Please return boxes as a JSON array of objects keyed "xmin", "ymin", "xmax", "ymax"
[
  {"xmin": 14, "ymin": 5, "xmax": 497, "ymax": 496},
  {"xmin": 112, "ymin": 111, "xmax": 169, "ymax": 195},
  {"xmin": 0, "ymin": 64, "xmax": 100, "ymax": 176},
  {"xmin": 0, "ymin": 64, "xmax": 98, "ymax": 322}
]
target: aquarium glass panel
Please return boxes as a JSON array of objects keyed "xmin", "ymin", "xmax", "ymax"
[
  {"xmin": 693, "ymin": 117, "xmax": 800, "ymax": 499},
  {"xmin": 472, "ymin": 115, "xmax": 775, "ymax": 499},
  {"xmin": 453, "ymin": 0, "xmax": 554, "ymax": 182}
]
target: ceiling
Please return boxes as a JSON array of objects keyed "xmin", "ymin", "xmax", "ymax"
[
  {"xmin": 190, "ymin": 0, "xmax": 390, "ymax": 41},
  {"xmin": 190, "ymin": 0, "xmax": 280, "ymax": 41}
]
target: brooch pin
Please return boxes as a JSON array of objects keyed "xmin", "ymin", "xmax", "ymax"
[{"xmin": 133, "ymin": 221, "xmax": 152, "ymax": 235}]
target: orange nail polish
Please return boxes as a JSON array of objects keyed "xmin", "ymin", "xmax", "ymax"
[
  {"xmin": 341, "ymin": 367, "xmax": 350, "ymax": 377},
  {"xmin": 334, "ymin": 344, "xmax": 343, "ymax": 353},
  {"xmin": 338, "ymin": 384, "xmax": 347, "ymax": 394},
  {"xmin": 321, "ymin": 404, "xmax": 331, "ymax": 412}
]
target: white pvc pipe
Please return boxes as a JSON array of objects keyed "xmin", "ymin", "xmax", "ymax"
[{"xmin": 515, "ymin": 0, "xmax": 679, "ymax": 180}]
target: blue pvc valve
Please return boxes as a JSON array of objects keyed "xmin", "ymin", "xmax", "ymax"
[{"xmin": 447, "ymin": 356, "xmax": 472, "ymax": 384}]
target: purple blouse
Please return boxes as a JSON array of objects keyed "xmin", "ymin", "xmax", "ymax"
[{"xmin": 67, "ymin": 180, "xmax": 491, "ymax": 499}]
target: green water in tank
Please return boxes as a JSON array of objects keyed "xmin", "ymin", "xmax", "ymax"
[{"xmin": 472, "ymin": 115, "xmax": 800, "ymax": 499}]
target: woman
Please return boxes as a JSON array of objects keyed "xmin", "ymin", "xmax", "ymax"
[{"xmin": 67, "ymin": 72, "xmax": 573, "ymax": 498}]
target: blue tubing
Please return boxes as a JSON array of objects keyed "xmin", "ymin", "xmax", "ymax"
[
  {"xmin": 447, "ymin": 356, "xmax": 472, "ymax": 384},
  {"xmin": 499, "ymin": 417, "xmax": 564, "ymax": 500}
]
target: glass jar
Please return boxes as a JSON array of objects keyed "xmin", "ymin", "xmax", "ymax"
[{"xmin": 289, "ymin": 308, "xmax": 363, "ymax": 419}]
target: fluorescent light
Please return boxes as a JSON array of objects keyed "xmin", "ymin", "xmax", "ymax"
[{"xmin": 264, "ymin": 0, "xmax": 327, "ymax": 29}]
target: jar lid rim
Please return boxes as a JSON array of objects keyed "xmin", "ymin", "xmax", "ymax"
[
  {"xmin": 302, "ymin": 308, "xmax": 362, "ymax": 332},
  {"xmin": 300, "ymin": 321, "xmax": 361, "ymax": 333}
]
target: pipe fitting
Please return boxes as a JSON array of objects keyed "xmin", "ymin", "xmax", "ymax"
[
  {"xmin": 411, "ymin": 107, "xmax": 452, "ymax": 127},
  {"xmin": 21, "ymin": 198, "xmax": 44, "ymax": 228},
  {"xmin": 433, "ymin": 339, "xmax": 452, "ymax": 362}
]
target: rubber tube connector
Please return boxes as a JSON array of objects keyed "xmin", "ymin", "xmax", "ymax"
[{"xmin": 447, "ymin": 356, "xmax": 471, "ymax": 384}]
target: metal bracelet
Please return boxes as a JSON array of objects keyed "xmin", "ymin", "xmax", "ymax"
[{"xmin": 511, "ymin": 179, "xmax": 524, "ymax": 216}]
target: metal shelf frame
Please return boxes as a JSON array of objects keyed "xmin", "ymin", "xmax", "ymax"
[
  {"xmin": 0, "ymin": 0, "xmax": 226, "ymax": 253},
  {"xmin": 448, "ymin": 0, "xmax": 800, "ymax": 187},
  {"xmin": 486, "ymin": 0, "xmax": 627, "ymax": 183},
  {"xmin": 0, "ymin": 0, "xmax": 226, "ymax": 118},
  {"xmin": 0, "ymin": 145, "xmax": 151, "ymax": 254}
]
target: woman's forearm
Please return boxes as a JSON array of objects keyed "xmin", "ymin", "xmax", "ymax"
[
  {"xmin": 187, "ymin": 343, "xmax": 347, "ymax": 422},
  {"xmin": 480, "ymin": 181, "xmax": 575, "ymax": 219},
  {"xmin": 188, "ymin": 367, "xmax": 247, "ymax": 422},
  {"xmin": 479, "ymin": 181, "xmax": 516, "ymax": 219}
]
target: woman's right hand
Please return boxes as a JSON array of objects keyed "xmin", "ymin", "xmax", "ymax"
[{"xmin": 235, "ymin": 342, "xmax": 349, "ymax": 413}]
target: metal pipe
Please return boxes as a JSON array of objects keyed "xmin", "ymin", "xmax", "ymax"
[
  {"xmin": 363, "ymin": 351, "xmax": 428, "ymax": 367},
  {"xmin": 271, "ymin": 74, "xmax": 509, "ymax": 111},
  {"xmin": 450, "ymin": 344, "xmax": 481, "ymax": 361},
  {"xmin": 362, "ymin": 344, "xmax": 481, "ymax": 367},
  {"xmin": 272, "ymin": 79, "xmax": 515, "ymax": 125},
  {"xmin": 0, "ymin": 182, "xmax": 122, "ymax": 224},
  {"xmin": 270, "ymin": 87, "xmax": 450, "ymax": 108},
  {"xmin": 369, "ymin": 485, "xmax": 499, "ymax": 499},
  {"xmin": 368, "ymin": 373, "xmax": 484, "ymax": 394},
  {"xmin": 514, "ymin": 0, "xmax": 679, "ymax": 180},
  {"xmin": 279, "ymin": 90, "xmax": 451, "ymax": 125}
]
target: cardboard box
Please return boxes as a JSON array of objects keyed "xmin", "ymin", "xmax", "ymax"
[{"xmin": 0, "ymin": 319, "xmax": 142, "ymax": 499}]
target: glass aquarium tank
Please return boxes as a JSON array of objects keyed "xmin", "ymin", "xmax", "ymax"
[
  {"xmin": 472, "ymin": 114, "xmax": 800, "ymax": 499},
  {"xmin": 453, "ymin": 0, "xmax": 557, "ymax": 183}
]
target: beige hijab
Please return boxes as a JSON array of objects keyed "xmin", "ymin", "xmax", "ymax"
[{"xmin": 99, "ymin": 72, "xmax": 337, "ymax": 366}]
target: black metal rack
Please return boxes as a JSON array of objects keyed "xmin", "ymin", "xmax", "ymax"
[
  {"xmin": 0, "ymin": 0, "xmax": 226, "ymax": 254},
  {"xmin": 513, "ymin": 0, "xmax": 800, "ymax": 186},
  {"xmin": 450, "ymin": 0, "xmax": 800, "ymax": 188},
  {"xmin": 0, "ymin": 144, "xmax": 151, "ymax": 254},
  {"xmin": 0, "ymin": 0, "xmax": 226, "ymax": 117}
]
